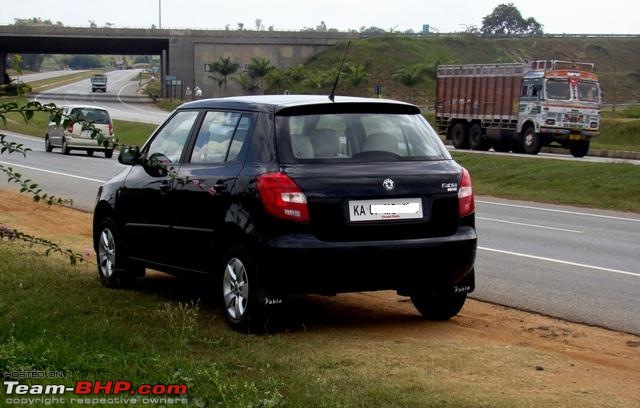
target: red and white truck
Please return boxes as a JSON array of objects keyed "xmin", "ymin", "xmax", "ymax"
[{"xmin": 435, "ymin": 60, "xmax": 602, "ymax": 157}]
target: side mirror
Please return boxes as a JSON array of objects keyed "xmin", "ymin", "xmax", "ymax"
[{"xmin": 118, "ymin": 146, "xmax": 141, "ymax": 165}]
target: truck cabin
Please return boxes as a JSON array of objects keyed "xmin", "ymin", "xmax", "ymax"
[{"xmin": 522, "ymin": 61, "xmax": 601, "ymax": 105}]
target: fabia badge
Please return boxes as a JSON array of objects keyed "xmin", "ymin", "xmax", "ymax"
[{"xmin": 383, "ymin": 178, "xmax": 395, "ymax": 191}]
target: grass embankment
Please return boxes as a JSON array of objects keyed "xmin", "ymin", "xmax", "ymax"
[
  {"xmin": 143, "ymin": 80, "xmax": 183, "ymax": 111},
  {"xmin": 0, "ymin": 97, "xmax": 157, "ymax": 146},
  {"xmin": 453, "ymin": 152, "xmax": 640, "ymax": 213},
  {"xmin": 1, "ymin": 188, "xmax": 640, "ymax": 407}
]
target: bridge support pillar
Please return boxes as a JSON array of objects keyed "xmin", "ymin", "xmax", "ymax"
[
  {"xmin": 0, "ymin": 52, "xmax": 7, "ymax": 85},
  {"xmin": 161, "ymin": 49, "xmax": 167, "ymax": 98}
]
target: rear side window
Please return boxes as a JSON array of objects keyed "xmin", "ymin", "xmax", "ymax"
[
  {"xmin": 190, "ymin": 111, "xmax": 250, "ymax": 164},
  {"xmin": 276, "ymin": 113, "xmax": 450, "ymax": 163}
]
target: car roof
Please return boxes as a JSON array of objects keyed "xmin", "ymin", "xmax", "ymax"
[
  {"xmin": 64, "ymin": 105, "xmax": 110, "ymax": 112},
  {"xmin": 178, "ymin": 95, "xmax": 420, "ymax": 114}
]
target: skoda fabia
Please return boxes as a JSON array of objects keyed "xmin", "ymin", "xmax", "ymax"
[{"xmin": 93, "ymin": 95, "xmax": 477, "ymax": 331}]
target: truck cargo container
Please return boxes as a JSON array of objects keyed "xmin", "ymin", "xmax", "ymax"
[{"xmin": 435, "ymin": 60, "xmax": 602, "ymax": 157}]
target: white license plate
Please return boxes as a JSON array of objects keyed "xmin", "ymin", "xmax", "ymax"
[{"xmin": 348, "ymin": 198, "xmax": 423, "ymax": 222}]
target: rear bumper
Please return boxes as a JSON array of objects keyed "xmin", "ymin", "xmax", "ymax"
[
  {"xmin": 258, "ymin": 226, "xmax": 477, "ymax": 295},
  {"xmin": 66, "ymin": 136, "xmax": 114, "ymax": 149}
]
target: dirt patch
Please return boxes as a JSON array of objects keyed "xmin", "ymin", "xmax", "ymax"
[{"xmin": 1, "ymin": 187, "xmax": 639, "ymax": 406}]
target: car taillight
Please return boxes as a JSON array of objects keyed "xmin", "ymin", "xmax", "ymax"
[
  {"xmin": 256, "ymin": 172, "xmax": 309, "ymax": 223},
  {"xmin": 108, "ymin": 121, "xmax": 114, "ymax": 136},
  {"xmin": 67, "ymin": 121, "xmax": 74, "ymax": 133},
  {"xmin": 458, "ymin": 167, "xmax": 475, "ymax": 217}
]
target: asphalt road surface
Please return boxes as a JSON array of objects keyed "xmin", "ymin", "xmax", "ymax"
[
  {"xmin": 31, "ymin": 69, "xmax": 168, "ymax": 124},
  {"xmin": 1, "ymin": 131, "xmax": 638, "ymax": 335}
]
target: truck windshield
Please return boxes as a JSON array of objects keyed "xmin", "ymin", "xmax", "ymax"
[
  {"xmin": 578, "ymin": 81, "xmax": 599, "ymax": 103},
  {"xmin": 546, "ymin": 79, "xmax": 570, "ymax": 100}
]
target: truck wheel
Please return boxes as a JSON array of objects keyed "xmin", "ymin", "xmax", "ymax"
[
  {"xmin": 411, "ymin": 290, "xmax": 467, "ymax": 320},
  {"xmin": 104, "ymin": 150, "xmax": 114, "ymax": 159},
  {"xmin": 221, "ymin": 244, "xmax": 267, "ymax": 333},
  {"xmin": 570, "ymin": 140, "xmax": 590, "ymax": 158},
  {"xmin": 469, "ymin": 124, "xmax": 489, "ymax": 151},
  {"xmin": 451, "ymin": 123, "xmax": 469, "ymax": 149},
  {"xmin": 522, "ymin": 126, "xmax": 542, "ymax": 155}
]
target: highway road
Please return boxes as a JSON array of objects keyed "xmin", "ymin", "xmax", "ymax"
[
  {"xmin": 0, "ymin": 130, "xmax": 639, "ymax": 335},
  {"xmin": 31, "ymin": 69, "xmax": 168, "ymax": 124}
]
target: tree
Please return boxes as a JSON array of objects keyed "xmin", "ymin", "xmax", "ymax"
[
  {"xmin": 392, "ymin": 65, "xmax": 425, "ymax": 101},
  {"xmin": 247, "ymin": 57, "xmax": 274, "ymax": 93},
  {"xmin": 345, "ymin": 63, "xmax": 367, "ymax": 87},
  {"xmin": 481, "ymin": 3, "xmax": 543, "ymax": 35},
  {"xmin": 255, "ymin": 19, "xmax": 264, "ymax": 31},
  {"xmin": 208, "ymin": 56, "xmax": 239, "ymax": 96},
  {"xmin": 265, "ymin": 69, "xmax": 287, "ymax": 93}
]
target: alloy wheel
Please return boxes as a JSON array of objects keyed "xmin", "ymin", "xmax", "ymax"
[
  {"xmin": 222, "ymin": 258, "xmax": 249, "ymax": 321},
  {"xmin": 98, "ymin": 228, "xmax": 116, "ymax": 279}
]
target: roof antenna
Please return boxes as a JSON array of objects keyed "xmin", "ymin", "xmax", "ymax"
[{"xmin": 329, "ymin": 40, "xmax": 351, "ymax": 102}]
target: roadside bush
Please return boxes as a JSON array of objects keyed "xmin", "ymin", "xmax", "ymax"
[{"xmin": 0, "ymin": 82, "xmax": 32, "ymax": 96}]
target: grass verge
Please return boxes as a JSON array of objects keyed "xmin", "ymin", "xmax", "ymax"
[
  {"xmin": 592, "ymin": 118, "xmax": 640, "ymax": 151},
  {"xmin": 453, "ymin": 152, "xmax": 640, "ymax": 213},
  {"xmin": 26, "ymin": 71, "xmax": 99, "ymax": 93}
]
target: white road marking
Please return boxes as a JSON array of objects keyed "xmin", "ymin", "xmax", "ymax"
[
  {"xmin": 0, "ymin": 160, "xmax": 105, "ymax": 183},
  {"xmin": 477, "ymin": 217, "xmax": 583, "ymax": 234},
  {"xmin": 477, "ymin": 200, "xmax": 640, "ymax": 223},
  {"xmin": 479, "ymin": 246, "xmax": 640, "ymax": 278}
]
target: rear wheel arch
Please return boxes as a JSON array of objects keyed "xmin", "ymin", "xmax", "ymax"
[{"xmin": 93, "ymin": 201, "xmax": 115, "ymax": 250}]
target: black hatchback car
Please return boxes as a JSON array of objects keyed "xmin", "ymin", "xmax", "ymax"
[{"xmin": 93, "ymin": 95, "xmax": 477, "ymax": 331}]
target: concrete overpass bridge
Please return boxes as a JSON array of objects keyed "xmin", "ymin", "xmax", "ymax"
[{"xmin": 0, "ymin": 25, "xmax": 355, "ymax": 97}]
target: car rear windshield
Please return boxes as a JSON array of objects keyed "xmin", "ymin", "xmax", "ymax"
[
  {"xmin": 70, "ymin": 108, "xmax": 110, "ymax": 124},
  {"xmin": 276, "ymin": 112, "xmax": 450, "ymax": 163}
]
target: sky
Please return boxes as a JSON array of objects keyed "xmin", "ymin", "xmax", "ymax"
[{"xmin": 1, "ymin": 0, "xmax": 638, "ymax": 34}]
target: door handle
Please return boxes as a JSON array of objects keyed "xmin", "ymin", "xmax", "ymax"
[
  {"xmin": 159, "ymin": 180, "xmax": 171, "ymax": 194},
  {"xmin": 213, "ymin": 180, "xmax": 228, "ymax": 192}
]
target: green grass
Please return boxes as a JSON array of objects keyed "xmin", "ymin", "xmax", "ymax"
[
  {"xmin": 0, "ymin": 97, "xmax": 156, "ymax": 147},
  {"xmin": 0, "ymin": 243, "xmax": 618, "ymax": 408},
  {"xmin": 112, "ymin": 120, "xmax": 157, "ymax": 146},
  {"xmin": 592, "ymin": 119, "xmax": 640, "ymax": 151},
  {"xmin": 453, "ymin": 152, "xmax": 640, "ymax": 213}
]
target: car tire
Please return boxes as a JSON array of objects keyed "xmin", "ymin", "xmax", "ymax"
[
  {"xmin": 95, "ymin": 217, "xmax": 142, "ymax": 289},
  {"xmin": 411, "ymin": 290, "xmax": 467, "ymax": 321},
  {"xmin": 62, "ymin": 139, "xmax": 71, "ymax": 155},
  {"xmin": 522, "ymin": 126, "xmax": 542, "ymax": 155},
  {"xmin": 451, "ymin": 123, "xmax": 469, "ymax": 149},
  {"xmin": 44, "ymin": 135, "xmax": 53, "ymax": 152},
  {"xmin": 221, "ymin": 244, "xmax": 267, "ymax": 333},
  {"xmin": 469, "ymin": 124, "xmax": 489, "ymax": 151},
  {"xmin": 104, "ymin": 150, "xmax": 114, "ymax": 159},
  {"xmin": 570, "ymin": 140, "xmax": 590, "ymax": 158},
  {"xmin": 86, "ymin": 150, "xmax": 94, "ymax": 157}
]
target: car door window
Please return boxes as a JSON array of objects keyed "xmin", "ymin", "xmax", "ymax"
[
  {"xmin": 190, "ymin": 111, "xmax": 250, "ymax": 164},
  {"xmin": 146, "ymin": 110, "xmax": 199, "ymax": 163}
]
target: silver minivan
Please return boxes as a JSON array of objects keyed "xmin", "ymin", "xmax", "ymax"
[{"xmin": 45, "ymin": 105, "xmax": 115, "ymax": 158}]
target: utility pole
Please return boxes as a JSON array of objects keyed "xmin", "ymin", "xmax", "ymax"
[{"xmin": 159, "ymin": 0, "xmax": 162, "ymax": 29}]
